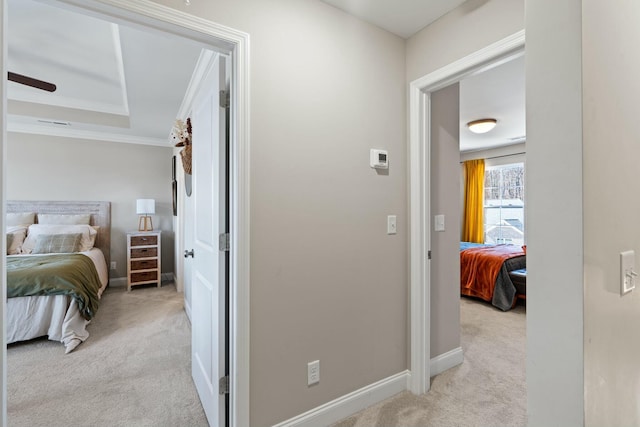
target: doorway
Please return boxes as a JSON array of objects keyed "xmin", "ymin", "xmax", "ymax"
[
  {"xmin": 408, "ymin": 30, "xmax": 525, "ymax": 394},
  {"xmin": 0, "ymin": 1, "xmax": 250, "ymax": 426}
]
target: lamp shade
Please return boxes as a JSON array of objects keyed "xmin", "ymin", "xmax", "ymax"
[{"xmin": 136, "ymin": 199, "xmax": 155, "ymax": 215}]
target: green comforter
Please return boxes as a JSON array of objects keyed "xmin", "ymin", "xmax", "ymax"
[{"xmin": 7, "ymin": 253, "xmax": 102, "ymax": 320}]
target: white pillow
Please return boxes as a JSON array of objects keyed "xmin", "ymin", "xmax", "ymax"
[
  {"xmin": 7, "ymin": 212, "xmax": 35, "ymax": 227},
  {"xmin": 37, "ymin": 214, "xmax": 91, "ymax": 225},
  {"xmin": 6, "ymin": 225, "xmax": 27, "ymax": 255},
  {"xmin": 22, "ymin": 224, "xmax": 97, "ymax": 254}
]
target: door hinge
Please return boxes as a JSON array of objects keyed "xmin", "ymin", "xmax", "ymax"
[
  {"xmin": 219, "ymin": 233, "xmax": 230, "ymax": 251},
  {"xmin": 428, "ymin": 250, "xmax": 432, "ymax": 260},
  {"xmin": 219, "ymin": 90, "xmax": 230, "ymax": 108},
  {"xmin": 219, "ymin": 375, "xmax": 230, "ymax": 394}
]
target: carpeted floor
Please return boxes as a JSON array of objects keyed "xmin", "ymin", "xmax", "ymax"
[
  {"xmin": 8, "ymin": 287, "xmax": 525, "ymax": 427},
  {"xmin": 333, "ymin": 297, "xmax": 526, "ymax": 427},
  {"xmin": 7, "ymin": 284, "xmax": 208, "ymax": 427}
]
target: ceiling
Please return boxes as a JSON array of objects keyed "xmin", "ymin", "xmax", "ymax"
[
  {"xmin": 459, "ymin": 56, "xmax": 525, "ymax": 152},
  {"xmin": 8, "ymin": 0, "xmax": 525, "ymax": 153},
  {"xmin": 320, "ymin": 0, "xmax": 526, "ymax": 153},
  {"xmin": 320, "ymin": 0, "xmax": 468, "ymax": 39},
  {"xmin": 7, "ymin": 0, "xmax": 205, "ymax": 147}
]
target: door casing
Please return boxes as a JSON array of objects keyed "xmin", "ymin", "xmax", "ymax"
[
  {"xmin": 408, "ymin": 30, "xmax": 525, "ymax": 394},
  {"xmin": 0, "ymin": 1, "xmax": 251, "ymax": 426}
]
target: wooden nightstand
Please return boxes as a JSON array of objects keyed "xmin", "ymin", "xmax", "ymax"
[{"xmin": 127, "ymin": 230, "xmax": 161, "ymax": 291}]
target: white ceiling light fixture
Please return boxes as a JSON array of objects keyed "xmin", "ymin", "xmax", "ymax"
[{"xmin": 467, "ymin": 118, "xmax": 497, "ymax": 134}]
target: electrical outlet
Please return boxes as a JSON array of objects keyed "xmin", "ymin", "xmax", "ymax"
[
  {"xmin": 307, "ymin": 360, "xmax": 320, "ymax": 386},
  {"xmin": 110, "ymin": 261, "xmax": 117, "ymax": 270},
  {"xmin": 621, "ymin": 250, "xmax": 636, "ymax": 295}
]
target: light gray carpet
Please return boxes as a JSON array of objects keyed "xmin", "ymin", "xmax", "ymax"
[
  {"xmin": 333, "ymin": 298, "xmax": 526, "ymax": 427},
  {"xmin": 7, "ymin": 284, "xmax": 208, "ymax": 427}
]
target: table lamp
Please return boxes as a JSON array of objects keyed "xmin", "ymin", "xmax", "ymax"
[{"xmin": 136, "ymin": 199, "xmax": 155, "ymax": 231}]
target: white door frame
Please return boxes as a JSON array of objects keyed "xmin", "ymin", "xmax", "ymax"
[
  {"xmin": 408, "ymin": 30, "xmax": 525, "ymax": 394},
  {"xmin": 0, "ymin": 1, "xmax": 251, "ymax": 426}
]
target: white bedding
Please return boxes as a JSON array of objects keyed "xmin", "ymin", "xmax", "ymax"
[{"xmin": 7, "ymin": 248, "xmax": 109, "ymax": 353}]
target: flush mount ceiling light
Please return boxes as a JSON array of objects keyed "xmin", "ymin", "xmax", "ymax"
[{"xmin": 467, "ymin": 118, "xmax": 497, "ymax": 134}]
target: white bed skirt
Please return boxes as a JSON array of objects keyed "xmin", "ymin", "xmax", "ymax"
[{"xmin": 7, "ymin": 295, "xmax": 88, "ymax": 349}]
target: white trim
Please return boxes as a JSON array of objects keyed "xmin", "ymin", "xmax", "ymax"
[
  {"xmin": 228, "ymin": 16, "xmax": 251, "ymax": 427},
  {"xmin": 175, "ymin": 49, "xmax": 218, "ymax": 121},
  {"xmin": 411, "ymin": 30, "xmax": 526, "ymax": 92},
  {"xmin": 184, "ymin": 297, "xmax": 192, "ymax": 323},
  {"xmin": 8, "ymin": 92, "xmax": 129, "ymax": 116},
  {"xmin": 272, "ymin": 371, "xmax": 410, "ymax": 427},
  {"xmin": 110, "ymin": 22, "xmax": 130, "ymax": 116},
  {"xmin": 430, "ymin": 347, "xmax": 464, "ymax": 377},
  {"xmin": 2, "ymin": 1, "xmax": 251, "ymax": 427},
  {"xmin": 408, "ymin": 86, "xmax": 430, "ymax": 394},
  {"xmin": 107, "ymin": 272, "xmax": 172, "ymax": 288},
  {"xmin": 0, "ymin": 2, "xmax": 7, "ymax": 423},
  {"xmin": 408, "ymin": 30, "xmax": 525, "ymax": 397},
  {"xmin": 109, "ymin": 277, "xmax": 127, "ymax": 287},
  {"xmin": 7, "ymin": 121, "xmax": 169, "ymax": 146}
]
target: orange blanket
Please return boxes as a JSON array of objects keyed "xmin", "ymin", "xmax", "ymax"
[{"xmin": 460, "ymin": 245, "xmax": 525, "ymax": 302}]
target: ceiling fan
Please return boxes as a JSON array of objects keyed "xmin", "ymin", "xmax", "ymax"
[{"xmin": 7, "ymin": 72, "xmax": 56, "ymax": 92}]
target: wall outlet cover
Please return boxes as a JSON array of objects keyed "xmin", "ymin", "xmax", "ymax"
[{"xmin": 307, "ymin": 360, "xmax": 320, "ymax": 386}]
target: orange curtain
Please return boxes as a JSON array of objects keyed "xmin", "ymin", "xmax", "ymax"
[{"xmin": 462, "ymin": 159, "xmax": 485, "ymax": 243}]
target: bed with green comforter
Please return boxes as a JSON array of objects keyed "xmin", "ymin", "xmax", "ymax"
[{"xmin": 7, "ymin": 253, "xmax": 102, "ymax": 320}]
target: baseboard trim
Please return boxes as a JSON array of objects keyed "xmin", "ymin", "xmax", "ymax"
[
  {"xmin": 273, "ymin": 370, "xmax": 409, "ymax": 427},
  {"xmin": 109, "ymin": 273, "xmax": 175, "ymax": 289},
  {"xmin": 184, "ymin": 300, "xmax": 192, "ymax": 323},
  {"xmin": 109, "ymin": 277, "xmax": 127, "ymax": 288},
  {"xmin": 430, "ymin": 347, "xmax": 464, "ymax": 377}
]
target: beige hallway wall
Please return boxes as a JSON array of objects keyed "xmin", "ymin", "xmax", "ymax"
[
  {"xmin": 526, "ymin": 0, "xmax": 584, "ymax": 425},
  {"xmin": 150, "ymin": 1, "xmax": 407, "ymax": 425},
  {"xmin": 583, "ymin": 1, "xmax": 640, "ymax": 425},
  {"xmin": 406, "ymin": 0, "xmax": 525, "ymax": 82}
]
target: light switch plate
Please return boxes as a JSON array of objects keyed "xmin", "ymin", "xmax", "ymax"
[
  {"xmin": 434, "ymin": 215, "xmax": 445, "ymax": 232},
  {"xmin": 620, "ymin": 250, "xmax": 636, "ymax": 295},
  {"xmin": 387, "ymin": 215, "xmax": 397, "ymax": 234}
]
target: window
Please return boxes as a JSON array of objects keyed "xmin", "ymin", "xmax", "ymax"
[{"xmin": 484, "ymin": 162, "xmax": 525, "ymax": 245}]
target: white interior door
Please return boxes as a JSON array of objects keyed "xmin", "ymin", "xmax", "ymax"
[{"xmin": 189, "ymin": 53, "xmax": 228, "ymax": 427}]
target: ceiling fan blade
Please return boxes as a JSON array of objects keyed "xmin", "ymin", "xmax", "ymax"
[{"xmin": 8, "ymin": 72, "xmax": 56, "ymax": 92}]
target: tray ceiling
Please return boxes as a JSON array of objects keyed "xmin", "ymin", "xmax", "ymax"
[{"xmin": 7, "ymin": 0, "xmax": 204, "ymax": 146}]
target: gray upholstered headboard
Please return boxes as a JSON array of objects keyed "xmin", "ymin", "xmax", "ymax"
[{"xmin": 7, "ymin": 200, "xmax": 111, "ymax": 268}]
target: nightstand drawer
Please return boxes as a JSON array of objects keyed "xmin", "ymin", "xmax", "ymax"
[
  {"xmin": 131, "ymin": 271, "xmax": 158, "ymax": 283},
  {"xmin": 131, "ymin": 259, "xmax": 158, "ymax": 270},
  {"xmin": 130, "ymin": 235, "xmax": 158, "ymax": 247},
  {"xmin": 130, "ymin": 247, "xmax": 158, "ymax": 258},
  {"xmin": 127, "ymin": 230, "xmax": 161, "ymax": 291}
]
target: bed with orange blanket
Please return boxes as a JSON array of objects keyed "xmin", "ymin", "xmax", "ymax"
[{"xmin": 460, "ymin": 242, "xmax": 526, "ymax": 311}]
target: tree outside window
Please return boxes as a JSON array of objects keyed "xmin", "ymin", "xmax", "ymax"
[{"xmin": 484, "ymin": 163, "xmax": 525, "ymax": 245}]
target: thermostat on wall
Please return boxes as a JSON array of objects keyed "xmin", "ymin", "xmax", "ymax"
[{"xmin": 370, "ymin": 149, "xmax": 389, "ymax": 169}]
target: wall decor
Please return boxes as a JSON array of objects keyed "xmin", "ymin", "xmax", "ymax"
[
  {"xmin": 171, "ymin": 117, "xmax": 192, "ymax": 175},
  {"xmin": 172, "ymin": 156, "xmax": 178, "ymax": 216}
]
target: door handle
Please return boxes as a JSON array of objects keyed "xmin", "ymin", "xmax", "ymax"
[{"xmin": 184, "ymin": 249, "xmax": 194, "ymax": 258}]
